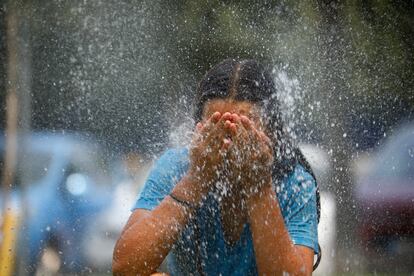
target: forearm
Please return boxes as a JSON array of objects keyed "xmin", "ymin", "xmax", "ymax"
[
  {"xmin": 113, "ymin": 176, "xmax": 202, "ymax": 275},
  {"xmin": 247, "ymin": 184, "xmax": 310, "ymax": 276}
]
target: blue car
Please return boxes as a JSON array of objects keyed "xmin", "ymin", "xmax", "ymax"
[{"xmin": 0, "ymin": 132, "xmax": 115, "ymax": 274}]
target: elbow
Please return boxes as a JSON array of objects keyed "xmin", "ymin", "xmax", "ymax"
[
  {"xmin": 112, "ymin": 248, "xmax": 127, "ymax": 275},
  {"xmin": 112, "ymin": 258, "xmax": 154, "ymax": 276},
  {"xmin": 112, "ymin": 253, "xmax": 139, "ymax": 276},
  {"xmin": 111, "ymin": 259, "xmax": 123, "ymax": 276},
  {"xmin": 290, "ymin": 265, "xmax": 312, "ymax": 276},
  {"xmin": 112, "ymin": 243, "xmax": 137, "ymax": 276},
  {"xmin": 258, "ymin": 265, "xmax": 311, "ymax": 276},
  {"xmin": 112, "ymin": 244, "xmax": 154, "ymax": 276}
]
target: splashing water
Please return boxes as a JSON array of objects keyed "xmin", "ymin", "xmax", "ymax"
[
  {"xmin": 273, "ymin": 69, "xmax": 305, "ymax": 141},
  {"xmin": 168, "ymin": 68, "xmax": 305, "ymax": 149}
]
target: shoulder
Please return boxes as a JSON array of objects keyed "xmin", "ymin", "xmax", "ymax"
[
  {"xmin": 156, "ymin": 147, "xmax": 189, "ymax": 164},
  {"xmin": 276, "ymin": 164, "xmax": 317, "ymax": 209},
  {"xmin": 276, "ymin": 164, "xmax": 320, "ymax": 253},
  {"xmin": 132, "ymin": 147, "xmax": 189, "ymax": 211},
  {"xmin": 289, "ymin": 164, "xmax": 316, "ymax": 193},
  {"xmin": 154, "ymin": 147, "xmax": 189, "ymax": 171}
]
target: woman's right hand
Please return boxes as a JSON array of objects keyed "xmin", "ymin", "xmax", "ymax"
[{"xmin": 188, "ymin": 112, "xmax": 233, "ymax": 194}]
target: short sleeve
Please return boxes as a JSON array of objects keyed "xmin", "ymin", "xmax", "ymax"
[
  {"xmin": 132, "ymin": 148, "xmax": 189, "ymax": 211},
  {"xmin": 277, "ymin": 165, "xmax": 319, "ymax": 254}
]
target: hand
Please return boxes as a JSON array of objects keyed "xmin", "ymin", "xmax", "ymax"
[
  {"xmin": 224, "ymin": 114, "xmax": 274, "ymax": 197},
  {"xmin": 188, "ymin": 112, "xmax": 233, "ymax": 195}
]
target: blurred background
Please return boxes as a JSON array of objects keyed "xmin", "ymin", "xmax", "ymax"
[{"xmin": 0, "ymin": 0, "xmax": 413, "ymax": 275}]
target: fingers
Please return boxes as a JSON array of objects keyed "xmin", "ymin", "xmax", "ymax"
[
  {"xmin": 204, "ymin": 128, "xmax": 228, "ymax": 155},
  {"xmin": 210, "ymin": 111, "xmax": 221, "ymax": 123},
  {"xmin": 205, "ymin": 112, "xmax": 234, "ymax": 146},
  {"xmin": 238, "ymin": 115, "xmax": 271, "ymax": 145},
  {"xmin": 217, "ymin": 112, "xmax": 236, "ymax": 135},
  {"xmin": 198, "ymin": 111, "xmax": 221, "ymax": 135},
  {"xmin": 190, "ymin": 122, "xmax": 203, "ymax": 150},
  {"xmin": 194, "ymin": 112, "xmax": 272, "ymax": 160},
  {"xmin": 220, "ymin": 112, "xmax": 233, "ymax": 121},
  {"xmin": 192, "ymin": 112, "xmax": 234, "ymax": 159},
  {"xmin": 195, "ymin": 122, "xmax": 203, "ymax": 134},
  {"xmin": 201, "ymin": 112, "xmax": 253, "ymax": 140},
  {"xmin": 258, "ymin": 130, "xmax": 272, "ymax": 148},
  {"xmin": 239, "ymin": 115, "xmax": 252, "ymax": 131},
  {"xmin": 202, "ymin": 113, "xmax": 233, "ymax": 156},
  {"xmin": 227, "ymin": 114, "xmax": 241, "ymax": 135},
  {"xmin": 229, "ymin": 115, "xmax": 273, "ymax": 166}
]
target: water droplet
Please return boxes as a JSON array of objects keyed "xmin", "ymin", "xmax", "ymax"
[{"xmin": 408, "ymin": 147, "xmax": 414, "ymax": 158}]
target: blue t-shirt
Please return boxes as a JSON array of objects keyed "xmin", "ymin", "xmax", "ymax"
[{"xmin": 133, "ymin": 148, "xmax": 319, "ymax": 275}]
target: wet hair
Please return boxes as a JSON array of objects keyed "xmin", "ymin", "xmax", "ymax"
[{"xmin": 195, "ymin": 58, "xmax": 307, "ymax": 183}]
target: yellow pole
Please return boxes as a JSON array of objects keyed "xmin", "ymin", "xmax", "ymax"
[
  {"xmin": 0, "ymin": 204, "xmax": 20, "ymax": 276},
  {"xmin": 0, "ymin": 2, "xmax": 21, "ymax": 275}
]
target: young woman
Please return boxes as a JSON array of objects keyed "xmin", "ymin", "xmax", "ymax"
[{"xmin": 112, "ymin": 59, "xmax": 320, "ymax": 275}]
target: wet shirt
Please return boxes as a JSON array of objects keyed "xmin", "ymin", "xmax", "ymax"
[{"xmin": 133, "ymin": 148, "xmax": 319, "ymax": 275}]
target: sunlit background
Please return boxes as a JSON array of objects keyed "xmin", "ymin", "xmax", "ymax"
[{"xmin": 0, "ymin": 1, "xmax": 413, "ymax": 275}]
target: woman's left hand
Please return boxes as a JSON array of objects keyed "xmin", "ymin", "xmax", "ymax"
[{"xmin": 223, "ymin": 114, "xmax": 274, "ymax": 196}]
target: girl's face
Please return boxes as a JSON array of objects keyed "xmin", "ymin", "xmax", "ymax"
[{"xmin": 202, "ymin": 99, "xmax": 265, "ymax": 131}]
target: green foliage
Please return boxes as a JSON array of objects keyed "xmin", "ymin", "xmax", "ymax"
[
  {"xmin": 2, "ymin": 0, "xmax": 413, "ymax": 150},
  {"xmin": 344, "ymin": 0, "xmax": 414, "ymax": 104}
]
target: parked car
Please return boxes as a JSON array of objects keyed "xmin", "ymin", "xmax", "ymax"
[
  {"xmin": 82, "ymin": 152, "xmax": 152, "ymax": 271},
  {"xmin": 0, "ymin": 132, "xmax": 115, "ymax": 274},
  {"xmin": 354, "ymin": 123, "xmax": 414, "ymax": 259}
]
